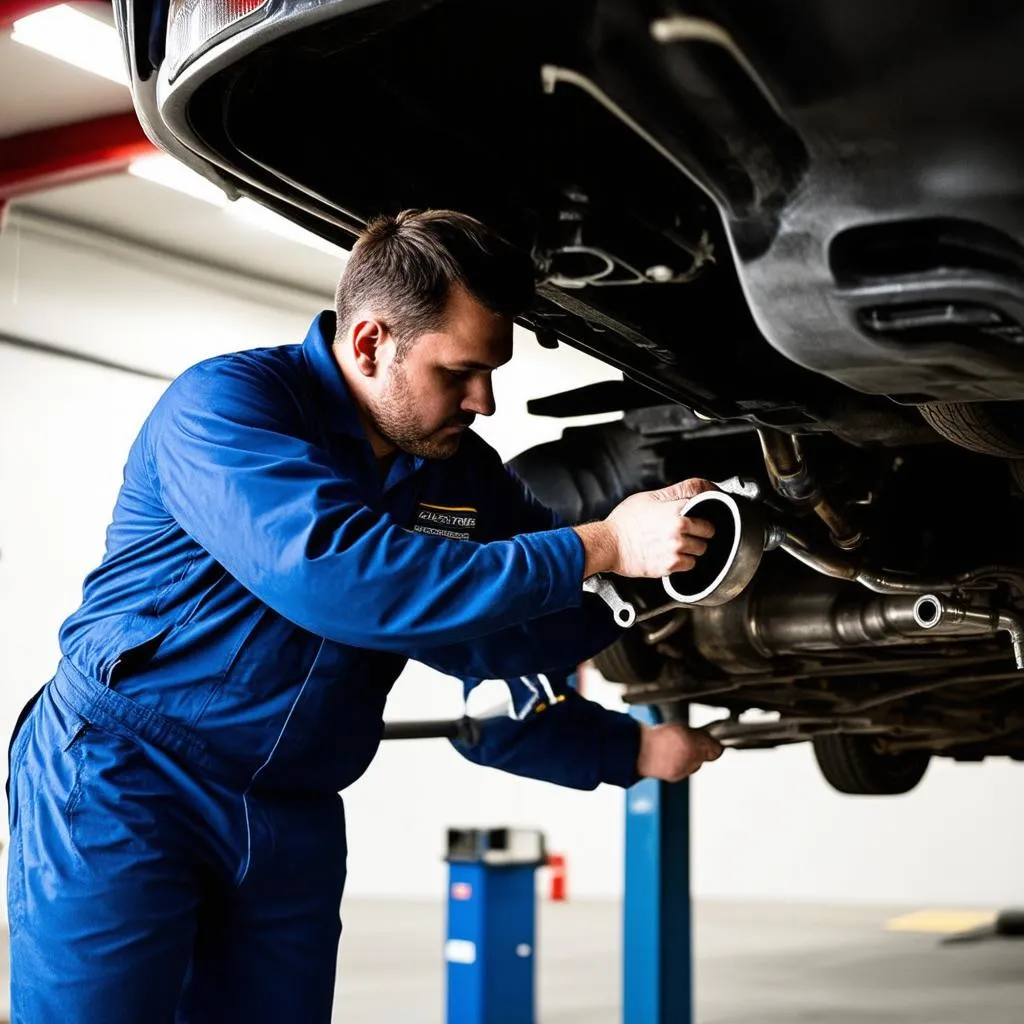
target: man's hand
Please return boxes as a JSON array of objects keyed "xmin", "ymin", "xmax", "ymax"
[
  {"xmin": 636, "ymin": 723, "xmax": 724, "ymax": 783},
  {"xmin": 574, "ymin": 478, "xmax": 718, "ymax": 578}
]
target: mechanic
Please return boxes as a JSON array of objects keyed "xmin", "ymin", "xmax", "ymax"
[{"xmin": 7, "ymin": 208, "xmax": 723, "ymax": 1023}]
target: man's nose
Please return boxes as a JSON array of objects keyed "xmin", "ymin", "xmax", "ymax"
[{"xmin": 463, "ymin": 377, "xmax": 495, "ymax": 417}]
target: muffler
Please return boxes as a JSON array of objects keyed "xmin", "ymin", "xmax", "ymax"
[{"xmin": 688, "ymin": 575, "xmax": 1024, "ymax": 671}]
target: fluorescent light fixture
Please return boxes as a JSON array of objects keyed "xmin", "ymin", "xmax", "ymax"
[
  {"xmin": 227, "ymin": 199, "xmax": 347, "ymax": 258},
  {"xmin": 128, "ymin": 155, "xmax": 229, "ymax": 207},
  {"xmin": 127, "ymin": 155, "xmax": 346, "ymax": 258},
  {"xmin": 12, "ymin": 4, "xmax": 129, "ymax": 86}
]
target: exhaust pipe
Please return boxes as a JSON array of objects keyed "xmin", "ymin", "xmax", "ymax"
[
  {"xmin": 663, "ymin": 490, "xmax": 775, "ymax": 606},
  {"xmin": 665, "ymin": 490, "xmax": 971, "ymax": 604},
  {"xmin": 914, "ymin": 594, "xmax": 1024, "ymax": 670},
  {"xmin": 665, "ymin": 491, "xmax": 1024, "ymax": 670}
]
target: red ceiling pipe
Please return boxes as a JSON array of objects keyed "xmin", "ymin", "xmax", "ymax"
[{"xmin": 0, "ymin": 111, "xmax": 156, "ymax": 202}]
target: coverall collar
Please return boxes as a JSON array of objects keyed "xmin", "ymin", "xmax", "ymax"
[
  {"xmin": 302, "ymin": 310, "xmax": 425, "ymax": 489},
  {"xmin": 302, "ymin": 310, "xmax": 367, "ymax": 440}
]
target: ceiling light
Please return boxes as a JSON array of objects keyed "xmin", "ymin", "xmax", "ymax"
[
  {"xmin": 128, "ymin": 155, "xmax": 229, "ymax": 206},
  {"xmin": 128, "ymin": 155, "xmax": 345, "ymax": 258},
  {"xmin": 227, "ymin": 199, "xmax": 347, "ymax": 258},
  {"xmin": 11, "ymin": 5, "xmax": 129, "ymax": 86}
]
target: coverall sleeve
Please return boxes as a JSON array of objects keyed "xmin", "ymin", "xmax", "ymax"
[
  {"xmin": 407, "ymin": 456, "xmax": 623, "ymax": 678},
  {"xmin": 419, "ymin": 448, "xmax": 642, "ymax": 790},
  {"xmin": 145, "ymin": 358, "xmax": 586, "ymax": 651},
  {"xmin": 451, "ymin": 670, "xmax": 642, "ymax": 791}
]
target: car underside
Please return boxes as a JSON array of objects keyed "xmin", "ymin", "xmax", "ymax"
[{"xmin": 118, "ymin": 0, "xmax": 1024, "ymax": 791}]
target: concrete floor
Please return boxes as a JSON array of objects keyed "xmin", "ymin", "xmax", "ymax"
[
  {"xmin": 0, "ymin": 900, "xmax": 1021, "ymax": 1020},
  {"xmin": 334, "ymin": 899, "xmax": 1024, "ymax": 1023}
]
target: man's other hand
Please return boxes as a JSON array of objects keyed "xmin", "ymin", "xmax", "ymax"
[
  {"xmin": 574, "ymin": 478, "xmax": 719, "ymax": 579},
  {"xmin": 636, "ymin": 723, "xmax": 724, "ymax": 783}
]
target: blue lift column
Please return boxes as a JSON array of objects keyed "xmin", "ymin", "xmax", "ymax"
[{"xmin": 623, "ymin": 704, "xmax": 693, "ymax": 1024}]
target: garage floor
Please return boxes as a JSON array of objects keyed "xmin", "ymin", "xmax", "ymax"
[
  {"xmin": 334, "ymin": 899, "xmax": 1024, "ymax": 1023},
  {"xmin": 0, "ymin": 899, "xmax": 1020, "ymax": 1021}
]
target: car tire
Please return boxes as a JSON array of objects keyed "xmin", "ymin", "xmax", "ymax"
[
  {"xmin": 592, "ymin": 635, "xmax": 662, "ymax": 684},
  {"xmin": 919, "ymin": 402, "xmax": 1024, "ymax": 457},
  {"xmin": 812, "ymin": 733, "xmax": 931, "ymax": 795}
]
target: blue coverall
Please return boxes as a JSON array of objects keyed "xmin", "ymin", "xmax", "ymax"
[{"xmin": 6, "ymin": 312, "xmax": 642, "ymax": 1023}]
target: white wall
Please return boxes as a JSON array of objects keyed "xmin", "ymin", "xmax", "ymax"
[
  {"xmin": 0, "ymin": 213, "xmax": 328, "ymax": 375},
  {"xmin": 688, "ymin": 711, "xmax": 1024, "ymax": 907},
  {"xmin": 0, "ymin": 345, "xmax": 161, "ymax": 718},
  {"xmin": 1, "ymin": 212, "xmax": 1020, "ymax": 923}
]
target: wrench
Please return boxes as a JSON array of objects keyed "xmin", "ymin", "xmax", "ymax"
[{"xmin": 583, "ymin": 574, "xmax": 637, "ymax": 628}]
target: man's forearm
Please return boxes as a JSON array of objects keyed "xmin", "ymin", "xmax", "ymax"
[{"xmin": 572, "ymin": 521, "xmax": 618, "ymax": 578}]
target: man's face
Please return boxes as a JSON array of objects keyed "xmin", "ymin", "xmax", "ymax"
[{"xmin": 369, "ymin": 285, "xmax": 514, "ymax": 459}]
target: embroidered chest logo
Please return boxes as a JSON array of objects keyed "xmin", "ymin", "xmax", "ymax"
[{"xmin": 413, "ymin": 503, "xmax": 479, "ymax": 541}]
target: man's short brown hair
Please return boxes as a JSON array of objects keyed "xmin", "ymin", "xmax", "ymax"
[{"xmin": 334, "ymin": 209, "xmax": 536, "ymax": 356}]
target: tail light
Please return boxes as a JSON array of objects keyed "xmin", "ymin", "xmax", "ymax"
[{"xmin": 166, "ymin": 0, "xmax": 269, "ymax": 79}]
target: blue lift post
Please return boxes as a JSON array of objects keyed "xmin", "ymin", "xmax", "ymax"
[
  {"xmin": 623, "ymin": 704, "xmax": 693, "ymax": 1024},
  {"xmin": 444, "ymin": 826, "xmax": 545, "ymax": 1024}
]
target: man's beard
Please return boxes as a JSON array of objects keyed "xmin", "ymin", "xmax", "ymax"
[{"xmin": 371, "ymin": 364, "xmax": 474, "ymax": 460}]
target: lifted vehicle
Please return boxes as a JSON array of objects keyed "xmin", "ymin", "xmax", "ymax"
[{"xmin": 116, "ymin": 0, "xmax": 1024, "ymax": 793}]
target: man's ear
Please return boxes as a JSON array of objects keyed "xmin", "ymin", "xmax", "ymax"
[{"xmin": 350, "ymin": 317, "xmax": 387, "ymax": 378}]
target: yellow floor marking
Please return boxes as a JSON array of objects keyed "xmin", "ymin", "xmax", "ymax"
[{"xmin": 885, "ymin": 909, "xmax": 997, "ymax": 934}]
